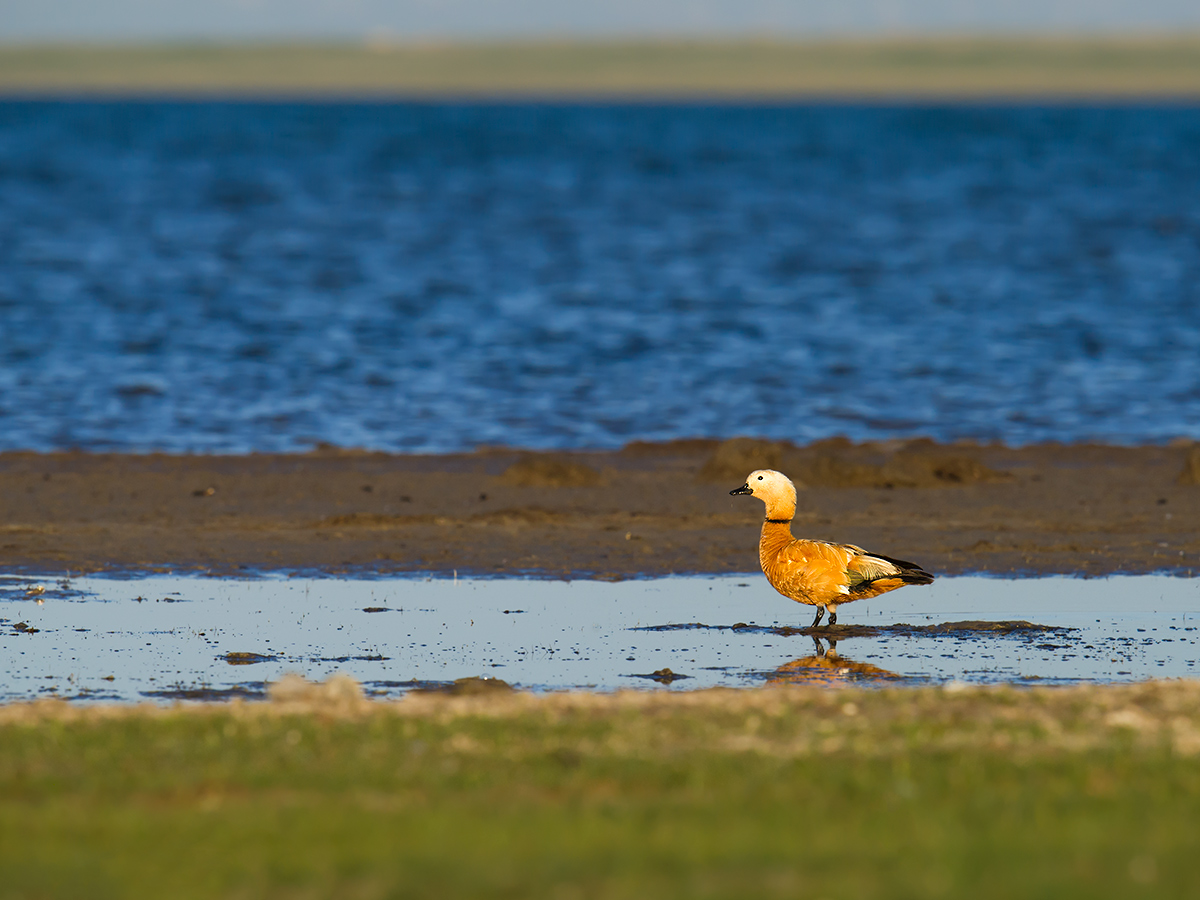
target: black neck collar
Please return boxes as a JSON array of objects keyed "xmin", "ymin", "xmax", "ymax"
[{"xmin": 765, "ymin": 518, "xmax": 792, "ymax": 525}]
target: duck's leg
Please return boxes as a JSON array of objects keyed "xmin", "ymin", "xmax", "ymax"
[
  {"xmin": 827, "ymin": 603, "xmax": 838, "ymax": 627},
  {"xmin": 811, "ymin": 605, "xmax": 825, "ymax": 628},
  {"xmin": 828, "ymin": 611, "xmax": 837, "ymax": 627}
]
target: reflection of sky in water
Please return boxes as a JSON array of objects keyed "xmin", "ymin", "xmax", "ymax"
[{"xmin": 1, "ymin": 574, "xmax": 1199, "ymax": 702}]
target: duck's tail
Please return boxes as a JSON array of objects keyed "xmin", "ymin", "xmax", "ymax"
[{"xmin": 870, "ymin": 553, "xmax": 935, "ymax": 585}]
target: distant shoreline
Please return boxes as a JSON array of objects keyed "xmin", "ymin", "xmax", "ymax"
[{"xmin": 2, "ymin": 37, "xmax": 1199, "ymax": 99}]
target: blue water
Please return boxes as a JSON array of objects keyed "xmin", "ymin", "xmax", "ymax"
[
  {"xmin": 2, "ymin": 101, "xmax": 1199, "ymax": 453},
  {"xmin": 4, "ymin": 573, "xmax": 1199, "ymax": 700}
]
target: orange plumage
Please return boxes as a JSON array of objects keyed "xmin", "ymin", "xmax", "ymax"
[{"xmin": 731, "ymin": 469, "xmax": 933, "ymax": 627}]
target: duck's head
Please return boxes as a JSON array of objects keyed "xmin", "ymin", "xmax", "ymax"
[{"xmin": 730, "ymin": 469, "xmax": 797, "ymax": 517}]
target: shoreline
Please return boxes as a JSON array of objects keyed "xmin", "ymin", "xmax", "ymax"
[
  {"xmin": 2, "ymin": 438, "xmax": 1196, "ymax": 579},
  {"xmin": 2, "ymin": 38, "xmax": 1200, "ymax": 99}
]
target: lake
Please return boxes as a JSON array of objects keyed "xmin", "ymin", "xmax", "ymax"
[{"xmin": 1, "ymin": 101, "xmax": 1198, "ymax": 453}]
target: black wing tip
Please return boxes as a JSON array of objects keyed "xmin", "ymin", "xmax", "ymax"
[
  {"xmin": 870, "ymin": 553, "xmax": 923, "ymax": 570},
  {"xmin": 870, "ymin": 552, "xmax": 935, "ymax": 584}
]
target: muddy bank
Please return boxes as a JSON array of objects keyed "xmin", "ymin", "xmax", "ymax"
[
  {"xmin": 0, "ymin": 439, "xmax": 1196, "ymax": 578},
  {"xmin": 634, "ymin": 619, "xmax": 1070, "ymax": 639}
]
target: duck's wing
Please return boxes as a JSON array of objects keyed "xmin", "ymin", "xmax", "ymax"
[
  {"xmin": 845, "ymin": 549, "xmax": 935, "ymax": 598},
  {"xmin": 767, "ymin": 539, "xmax": 856, "ymax": 599}
]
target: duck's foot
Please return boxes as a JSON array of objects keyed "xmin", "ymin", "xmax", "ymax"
[{"xmin": 811, "ymin": 606, "xmax": 825, "ymax": 628}]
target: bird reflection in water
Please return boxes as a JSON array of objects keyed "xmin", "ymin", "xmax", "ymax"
[{"xmin": 767, "ymin": 636, "xmax": 901, "ymax": 685}]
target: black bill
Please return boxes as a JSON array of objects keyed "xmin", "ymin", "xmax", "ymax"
[{"xmin": 729, "ymin": 483, "xmax": 752, "ymax": 495}]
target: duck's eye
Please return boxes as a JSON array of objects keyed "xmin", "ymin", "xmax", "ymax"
[{"xmin": 757, "ymin": 475, "xmax": 764, "ymax": 480}]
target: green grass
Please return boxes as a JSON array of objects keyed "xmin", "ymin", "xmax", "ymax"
[
  {"xmin": 2, "ymin": 681, "xmax": 1199, "ymax": 898},
  {"xmin": 1, "ymin": 37, "xmax": 1199, "ymax": 98}
]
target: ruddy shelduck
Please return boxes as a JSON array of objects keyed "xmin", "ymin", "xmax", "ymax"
[{"xmin": 731, "ymin": 469, "xmax": 933, "ymax": 627}]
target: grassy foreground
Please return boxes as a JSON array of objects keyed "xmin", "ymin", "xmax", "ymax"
[
  {"xmin": 2, "ymin": 677, "xmax": 1200, "ymax": 899},
  {"xmin": 2, "ymin": 38, "xmax": 1200, "ymax": 98}
]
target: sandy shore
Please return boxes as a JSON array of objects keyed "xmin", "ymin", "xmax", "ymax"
[
  {"xmin": 3, "ymin": 39, "xmax": 1200, "ymax": 99},
  {"xmin": 1, "ymin": 438, "xmax": 1196, "ymax": 578}
]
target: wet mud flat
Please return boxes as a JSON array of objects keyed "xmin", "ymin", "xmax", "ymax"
[
  {"xmin": 2, "ymin": 573, "xmax": 1197, "ymax": 703},
  {"xmin": 0, "ymin": 439, "xmax": 1197, "ymax": 579}
]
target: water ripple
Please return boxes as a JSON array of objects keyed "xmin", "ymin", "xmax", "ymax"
[{"xmin": 1, "ymin": 102, "xmax": 1198, "ymax": 452}]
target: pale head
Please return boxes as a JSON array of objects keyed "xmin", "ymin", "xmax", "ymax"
[{"xmin": 729, "ymin": 469, "xmax": 797, "ymax": 519}]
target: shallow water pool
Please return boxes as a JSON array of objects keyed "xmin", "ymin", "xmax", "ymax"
[{"xmin": 1, "ymin": 573, "xmax": 1198, "ymax": 702}]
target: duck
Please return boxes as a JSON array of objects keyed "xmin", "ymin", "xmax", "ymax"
[{"xmin": 730, "ymin": 469, "xmax": 933, "ymax": 627}]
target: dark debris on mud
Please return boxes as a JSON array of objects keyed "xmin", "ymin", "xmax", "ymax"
[
  {"xmin": 633, "ymin": 620, "xmax": 1074, "ymax": 639},
  {"xmin": 220, "ymin": 651, "xmax": 280, "ymax": 665},
  {"xmin": 368, "ymin": 675, "xmax": 516, "ymax": 696},
  {"xmin": 629, "ymin": 667, "xmax": 692, "ymax": 684},
  {"xmin": 142, "ymin": 682, "xmax": 268, "ymax": 701}
]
